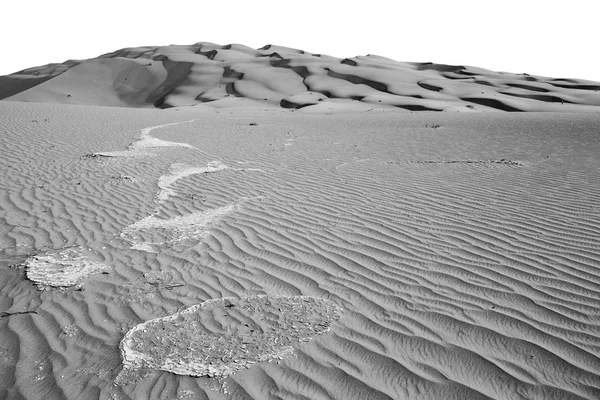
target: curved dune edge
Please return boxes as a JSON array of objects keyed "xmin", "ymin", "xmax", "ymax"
[
  {"xmin": 22, "ymin": 246, "xmax": 110, "ymax": 290},
  {"xmin": 3, "ymin": 42, "xmax": 599, "ymax": 112},
  {"xmin": 116, "ymin": 296, "xmax": 342, "ymax": 383}
]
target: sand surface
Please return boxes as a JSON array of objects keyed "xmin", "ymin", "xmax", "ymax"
[
  {"xmin": 0, "ymin": 98, "xmax": 599, "ymax": 399},
  {"xmin": 2, "ymin": 42, "xmax": 600, "ymax": 113}
]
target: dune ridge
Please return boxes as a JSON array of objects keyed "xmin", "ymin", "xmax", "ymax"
[{"xmin": 2, "ymin": 42, "xmax": 600, "ymax": 112}]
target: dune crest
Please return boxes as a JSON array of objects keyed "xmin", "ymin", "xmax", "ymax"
[{"xmin": 2, "ymin": 42, "xmax": 599, "ymax": 112}]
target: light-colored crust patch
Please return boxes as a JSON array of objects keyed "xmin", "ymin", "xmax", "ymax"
[
  {"xmin": 118, "ymin": 296, "xmax": 342, "ymax": 379},
  {"xmin": 23, "ymin": 246, "xmax": 110, "ymax": 290}
]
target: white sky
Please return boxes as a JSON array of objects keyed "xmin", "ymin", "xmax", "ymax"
[{"xmin": 2, "ymin": 0, "xmax": 599, "ymax": 81}]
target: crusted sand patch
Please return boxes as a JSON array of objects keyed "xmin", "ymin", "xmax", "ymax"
[
  {"xmin": 121, "ymin": 205, "xmax": 236, "ymax": 251},
  {"xmin": 95, "ymin": 120, "xmax": 196, "ymax": 158},
  {"xmin": 157, "ymin": 161, "xmax": 229, "ymax": 202},
  {"xmin": 22, "ymin": 246, "xmax": 110, "ymax": 290},
  {"xmin": 116, "ymin": 296, "xmax": 342, "ymax": 383}
]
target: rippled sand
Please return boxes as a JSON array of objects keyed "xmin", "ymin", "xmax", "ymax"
[{"xmin": 1, "ymin": 100, "xmax": 599, "ymax": 399}]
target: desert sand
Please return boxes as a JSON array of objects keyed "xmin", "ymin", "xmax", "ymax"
[
  {"xmin": 1, "ymin": 43, "xmax": 600, "ymax": 400},
  {"xmin": 2, "ymin": 42, "xmax": 600, "ymax": 112}
]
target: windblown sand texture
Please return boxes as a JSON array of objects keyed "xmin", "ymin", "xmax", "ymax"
[
  {"xmin": 2, "ymin": 42, "xmax": 600, "ymax": 112},
  {"xmin": 1, "ymin": 43, "xmax": 600, "ymax": 400}
]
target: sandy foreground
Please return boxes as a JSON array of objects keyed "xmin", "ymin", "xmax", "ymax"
[{"xmin": 0, "ymin": 99, "xmax": 599, "ymax": 400}]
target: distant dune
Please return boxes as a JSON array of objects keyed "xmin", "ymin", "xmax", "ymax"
[{"xmin": 2, "ymin": 42, "xmax": 600, "ymax": 112}]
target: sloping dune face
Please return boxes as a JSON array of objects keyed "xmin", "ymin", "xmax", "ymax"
[
  {"xmin": 1, "ymin": 100, "xmax": 600, "ymax": 399},
  {"xmin": 2, "ymin": 42, "xmax": 600, "ymax": 111}
]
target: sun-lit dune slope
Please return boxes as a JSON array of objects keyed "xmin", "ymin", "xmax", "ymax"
[{"xmin": 2, "ymin": 42, "xmax": 600, "ymax": 111}]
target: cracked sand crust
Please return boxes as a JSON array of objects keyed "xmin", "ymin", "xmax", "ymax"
[{"xmin": 117, "ymin": 295, "xmax": 342, "ymax": 381}]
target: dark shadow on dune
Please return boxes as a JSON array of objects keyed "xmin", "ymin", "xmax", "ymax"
[
  {"xmin": 325, "ymin": 69, "xmax": 389, "ymax": 93},
  {"xmin": 417, "ymin": 81, "xmax": 443, "ymax": 92},
  {"xmin": 0, "ymin": 61, "xmax": 79, "ymax": 100},
  {"xmin": 549, "ymin": 83, "xmax": 600, "ymax": 91},
  {"xmin": 506, "ymin": 83, "xmax": 549, "ymax": 92},
  {"xmin": 225, "ymin": 82, "xmax": 244, "ymax": 97},
  {"xmin": 394, "ymin": 104, "xmax": 442, "ymax": 112},
  {"xmin": 258, "ymin": 45, "xmax": 305, "ymax": 55},
  {"xmin": 195, "ymin": 49, "xmax": 218, "ymax": 60},
  {"xmin": 0, "ymin": 76, "xmax": 55, "ymax": 100},
  {"xmin": 100, "ymin": 47, "xmax": 157, "ymax": 60},
  {"xmin": 271, "ymin": 60, "xmax": 311, "ymax": 79},
  {"xmin": 441, "ymin": 73, "xmax": 473, "ymax": 80},
  {"xmin": 341, "ymin": 58, "xmax": 358, "ymax": 66},
  {"xmin": 473, "ymin": 80, "xmax": 496, "ymax": 87},
  {"xmin": 195, "ymin": 95, "xmax": 215, "ymax": 103},
  {"xmin": 413, "ymin": 62, "xmax": 466, "ymax": 72},
  {"xmin": 146, "ymin": 57, "xmax": 193, "ymax": 108},
  {"xmin": 313, "ymin": 90, "xmax": 334, "ymax": 98},
  {"xmin": 280, "ymin": 99, "xmax": 317, "ymax": 109},
  {"xmin": 551, "ymin": 78, "xmax": 579, "ymax": 83},
  {"xmin": 223, "ymin": 67, "xmax": 244, "ymax": 80},
  {"xmin": 456, "ymin": 70, "xmax": 479, "ymax": 77},
  {"xmin": 461, "ymin": 97, "xmax": 523, "ymax": 112},
  {"xmin": 501, "ymin": 92, "xmax": 573, "ymax": 104}
]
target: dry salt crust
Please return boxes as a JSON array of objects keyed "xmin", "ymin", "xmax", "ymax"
[
  {"xmin": 157, "ymin": 161, "xmax": 229, "ymax": 202},
  {"xmin": 117, "ymin": 296, "xmax": 342, "ymax": 382},
  {"xmin": 95, "ymin": 120, "xmax": 197, "ymax": 158},
  {"xmin": 121, "ymin": 204, "xmax": 237, "ymax": 252},
  {"xmin": 23, "ymin": 246, "xmax": 110, "ymax": 290}
]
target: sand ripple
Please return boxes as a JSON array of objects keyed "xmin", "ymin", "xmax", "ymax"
[{"xmin": 0, "ymin": 102, "xmax": 599, "ymax": 399}]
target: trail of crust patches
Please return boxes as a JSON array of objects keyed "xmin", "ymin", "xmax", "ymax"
[{"xmin": 116, "ymin": 295, "xmax": 342, "ymax": 384}]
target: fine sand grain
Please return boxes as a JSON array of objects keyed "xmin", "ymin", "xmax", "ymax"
[{"xmin": 1, "ymin": 79, "xmax": 600, "ymax": 400}]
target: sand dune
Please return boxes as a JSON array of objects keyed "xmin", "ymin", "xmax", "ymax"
[
  {"xmin": 0, "ymin": 98, "xmax": 599, "ymax": 399},
  {"xmin": 2, "ymin": 42, "xmax": 600, "ymax": 112}
]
